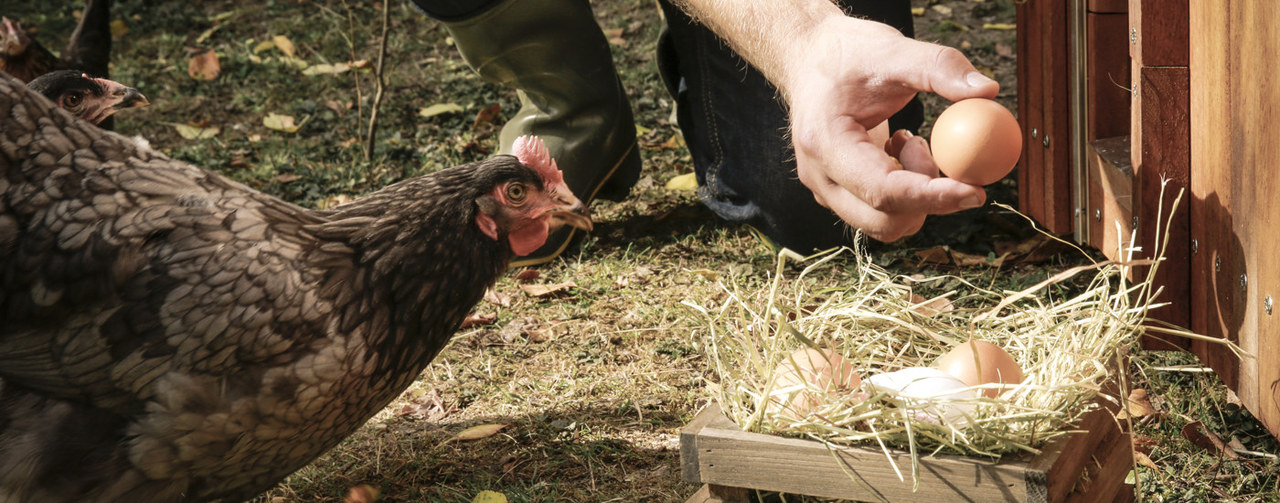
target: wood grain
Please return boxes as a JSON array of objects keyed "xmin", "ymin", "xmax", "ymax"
[
  {"xmin": 680, "ymin": 403, "xmax": 1132, "ymax": 502},
  {"xmin": 1130, "ymin": 0, "xmax": 1189, "ymax": 66},
  {"xmin": 1086, "ymin": 137, "xmax": 1133, "ymax": 262},
  {"xmin": 1190, "ymin": 0, "xmax": 1280, "ymax": 437},
  {"xmin": 1016, "ymin": 0, "xmax": 1074, "ymax": 234}
]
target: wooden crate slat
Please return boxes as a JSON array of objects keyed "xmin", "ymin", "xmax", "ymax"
[{"xmin": 681, "ymin": 403, "xmax": 1132, "ymax": 502}]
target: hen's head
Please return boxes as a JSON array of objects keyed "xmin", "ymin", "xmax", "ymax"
[
  {"xmin": 0, "ymin": 17, "xmax": 29, "ymax": 59},
  {"xmin": 27, "ymin": 70, "xmax": 150, "ymax": 125},
  {"xmin": 475, "ymin": 135, "xmax": 592, "ymax": 256}
]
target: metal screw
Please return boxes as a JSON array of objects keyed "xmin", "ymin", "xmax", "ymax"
[
  {"xmin": 1043, "ymin": 135, "xmax": 1051, "ymax": 148},
  {"xmin": 1215, "ymin": 256, "xmax": 1222, "ymax": 272},
  {"xmin": 1241, "ymin": 273, "xmax": 1248, "ymax": 292},
  {"xmin": 1266, "ymin": 296, "xmax": 1273, "ymax": 315},
  {"xmin": 1094, "ymin": 209, "xmax": 1102, "ymax": 221},
  {"xmin": 1132, "ymin": 216, "xmax": 1139, "ymax": 229},
  {"xmin": 1191, "ymin": 239, "xmax": 1199, "ymax": 255},
  {"xmin": 1030, "ymin": 128, "xmax": 1038, "ymax": 139},
  {"xmin": 1130, "ymin": 28, "xmax": 1138, "ymax": 44},
  {"xmin": 1075, "ymin": 207, "xmax": 1084, "ymax": 217}
]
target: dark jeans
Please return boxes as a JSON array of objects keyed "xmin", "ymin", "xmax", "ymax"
[{"xmin": 412, "ymin": 0, "xmax": 922, "ymax": 252}]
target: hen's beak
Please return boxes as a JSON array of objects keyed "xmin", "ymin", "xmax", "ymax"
[
  {"xmin": 92, "ymin": 77, "xmax": 150, "ymax": 111},
  {"xmin": 547, "ymin": 184, "xmax": 593, "ymax": 233}
]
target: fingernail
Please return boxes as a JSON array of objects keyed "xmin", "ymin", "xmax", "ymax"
[
  {"xmin": 961, "ymin": 194, "xmax": 984, "ymax": 209},
  {"xmin": 903, "ymin": 130, "xmax": 914, "ymax": 137},
  {"xmin": 966, "ymin": 71, "xmax": 995, "ymax": 88}
]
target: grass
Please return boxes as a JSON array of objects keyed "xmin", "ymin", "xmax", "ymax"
[{"xmin": 7, "ymin": 0, "xmax": 1280, "ymax": 501}]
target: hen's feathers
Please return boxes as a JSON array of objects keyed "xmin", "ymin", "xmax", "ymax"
[{"xmin": 0, "ymin": 72, "xmax": 537, "ymax": 502}]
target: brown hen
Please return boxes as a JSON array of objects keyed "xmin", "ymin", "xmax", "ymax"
[{"xmin": 0, "ymin": 73, "xmax": 590, "ymax": 502}]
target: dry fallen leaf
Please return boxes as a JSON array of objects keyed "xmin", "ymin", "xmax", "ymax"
[
  {"xmin": 420, "ymin": 103, "xmax": 465, "ymax": 118},
  {"xmin": 187, "ymin": 50, "xmax": 221, "ymax": 81},
  {"xmin": 263, "ymin": 112, "xmax": 300, "ymax": 133},
  {"xmin": 996, "ymin": 42, "xmax": 1014, "ymax": 58},
  {"xmin": 483, "ymin": 288, "xmax": 513, "ymax": 307},
  {"xmin": 665, "ymin": 172, "xmax": 697, "ymax": 191},
  {"xmin": 460, "ymin": 312, "xmax": 497, "ymax": 329},
  {"xmin": 318, "ymin": 194, "xmax": 356, "ymax": 209},
  {"xmin": 519, "ymin": 281, "xmax": 578, "ymax": 298},
  {"xmin": 172, "ymin": 123, "xmax": 219, "ymax": 140},
  {"xmin": 1181, "ymin": 421, "xmax": 1241, "ymax": 460},
  {"xmin": 908, "ymin": 292, "xmax": 955, "ymax": 316},
  {"xmin": 343, "ymin": 484, "xmax": 380, "ymax": 503},
  {"xmin": 109, "ymin": 19, "xmax": 128, "ymax": 37},
  {"xmin": 252, "ymin": 40, "xmax": 276, "ymax": 54},
  {"xmin": 984, "ymin": 23, "xmax": 1017, "ymax": 31},
  {"xmin": 272, "ymin": 34, "xmax": 297, "ymax": 57},
  {"xmin": 514, "ymin": 269, "xmax": 540, "ymax": 282},
  {"xmin": 603, "ymin": 27, "xmax": 625, "ymax": 46},
  {"xmin": 451, "ymin": 423, "xmax": 509, "ymax": 442},
  {"xmin": 910, "ymin": 7, "xmax": 925, "ymax": 16},
  {"xmin": 303, "ymin": 63, "xmax": 351, "ymax": 76},
  {"xmin": 1118, "ymin": 388, "xmax": 1156, "ymax": 420},
  {"xmin": 397, "ymin": 388, "xmax": 455, "ymax": 421},
  {"xmin": 273, "ymin": 173, "xmax": 298, "ymax": 184},
  {"xmin": 1134, "ymin": 451, "xmax": 1160, "ymax": 471},
  {"xmin": 930, "ymin": 4, "xmax": 952, "ymax": 16},
  {"xmin": 472, "ymin": 104, "xmax": 502, "ymax": 129},
  {"xmin": 472, "ymin": 490, "xmax": 508, "ymax": 503}
]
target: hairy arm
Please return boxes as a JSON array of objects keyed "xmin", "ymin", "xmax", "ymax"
[{"xmin": 672, "ymin": 0, "xmax": 1001, "ymax": 241}]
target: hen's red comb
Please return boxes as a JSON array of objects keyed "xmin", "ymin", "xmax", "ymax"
[{"xmin": 512, "ymin": 135, "xmax": 564, "ymax": 187}]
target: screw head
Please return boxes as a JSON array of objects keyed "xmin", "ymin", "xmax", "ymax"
[
  {"xmin": 1031, "ymin": 128, "xmax": 1038, "ymax": 139},
  {"xmin": 1266, "ymin": 296, "xmax": 1273, "ymax": 315},
  {"xmin": 1043, "ymin": 135, "xmax": 1051, "ymax": 148},
  {"xmin": 1241, "ymin": 273, "xmax": 1248, "ymax": 292},
  {"xmin": 1191, "ymin": 239, "xmax": 1199, "ymax": 255},
  {"xmin": 1094, "ymin": 209, "xmax": 1102, "ymax": 221},
  {"xmin": 1215, "ymin": 255, "xmax": 1222, "ymax": 272},
  {"xmin": 1130, "ymin": 28, "xmax": 1138, "ymax": 44}
]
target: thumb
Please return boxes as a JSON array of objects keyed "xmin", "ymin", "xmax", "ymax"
[{"xmin": 909, "ymin": 43, "xmax": 1000, "ymax": 102}]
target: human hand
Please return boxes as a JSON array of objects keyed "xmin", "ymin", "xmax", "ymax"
[{"xmin": 782, "ymin": 16, "xmax": 1001, "ymax": 242}]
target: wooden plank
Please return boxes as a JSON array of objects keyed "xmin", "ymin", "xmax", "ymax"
[
  {"xmin": 1086, "ymin": 13, "xmax": 1131, "ymax": 141},
  {"xmin": 682, "ymin": 402, "xmax": 1131, "ymax": 502},
  {"xmin": 1085, "ymin": 137, "xmax": 1133, "ymax": 262},
  {"xmin": 1132, "ymin": 66, "xmax": 1192, "ymax": 349},
  {"xmin": 1017, "ymin": 0, "xmax": 1046, "ymax": 229},
  {"xmin": 685, "ymin": 484, "xmax": 749, "ymax": 503},
  {"xmin": 1190, "ymin": 0, "xmax": 1280, "ymax": 438},
  {"xmin": 1087, "ymin": 0, "xmax": 1128, "ymax": 13},
  {"xmin": 1130, "ymin": 0, "xmax": 1189, "ymax": 67},
  {"xmin": 1040, "ymin": 0, "xmax": 1074, "ymax": 234}
]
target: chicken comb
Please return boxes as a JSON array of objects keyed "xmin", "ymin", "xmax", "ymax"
[{"xmin": 512, "ymin": 135, "xmax": 564, "ymax": 187}]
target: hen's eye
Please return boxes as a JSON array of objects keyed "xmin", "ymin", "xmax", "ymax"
[
  {"xmin": 61, "ymin": 92, "xmax": 84, "ymax": 109},
  {"xmin": 505, "ymin": 182, "xmax": 527, "ymax": 203}
]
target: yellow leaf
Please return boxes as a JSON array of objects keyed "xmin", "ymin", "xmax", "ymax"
[
  {"xmin": 187, "ymin": 50, "xmax": 221, "ymax": 81},
  {"xmin": 451, "ymin": 423, "xmax": 508, "ymax": 442},
  {"xmin": 277, "ymin": 56, "xmax": 309, "ymax": 70},
  {"xmin": 635, "ymin": 124, "xmax": 652, "ymax": 138},
  {"xmin": 252, "ymin": 40, "xmax": 276, "ymax": 54},
  {"xmin": 471, "ymin": 491, "xmax": 508, "ymax": 503},
  {"xmin": 303, "ymin": 63, "xmax": 351, "ymax": 76},
  {"xmin": 519, "ymin": 281, "xmax": 578, "ymax": 298},
  {"xmin": 983, "ymin": 23, "xmax": 1017, "ymax": 30},
  {"xmin": 263, "ymin": 113, "xmax": 300, "ymax": 133},
  {"xmin": 418, "ymin": 103, "xmax": 465, "ymax": 118},
  {"xmin": 109, "ymin": 19, "xmax": 128, "ymax": 37},
  {"xmin": 910, "ymin": 7, "xmax": 925, "ymax": 16},
  {"xmin": 272, "ymin": 35, "xmax": 297, "ymax": 57},
  {"xmin": 930, "ymin": 4, "xmax": 952, "ymax": 16},
  {"xmin": 172, "ymin": 123, "xmax": 220, "ymax": 140},
  {"xmin": 665, "ymin": 172, "xmax": 697, "ymax": 191}
]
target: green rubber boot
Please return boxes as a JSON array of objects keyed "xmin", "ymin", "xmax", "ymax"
[{"xmin": 440, "ymin": 0, "xmax": 642, "ymax": 267}]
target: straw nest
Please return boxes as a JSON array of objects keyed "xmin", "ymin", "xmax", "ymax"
[{"xmin": 685, "ymin": 197, "xmax": 1226, "ymax": 471}]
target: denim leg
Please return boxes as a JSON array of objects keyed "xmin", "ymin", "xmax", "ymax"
[{"xmin": 657, "ymin": 0, "xmax": 922, "ymax": 252}]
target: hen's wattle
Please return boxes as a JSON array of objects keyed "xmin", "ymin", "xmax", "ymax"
[{"xmin": 0, "ymin": 72, "xmax": 589, "ymax": 502}]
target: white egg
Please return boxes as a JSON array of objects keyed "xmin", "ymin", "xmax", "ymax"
[{"xmin": 866, "ymin": 367, "xmax": 978, "ymax": 427}]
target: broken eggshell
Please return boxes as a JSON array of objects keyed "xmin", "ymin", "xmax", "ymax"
[{"xmin": 866, "ymin": 367, "xmax": 978, "ymax": 427}]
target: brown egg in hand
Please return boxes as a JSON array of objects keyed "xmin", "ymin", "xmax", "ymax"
[
  {"xmin": 771, "ymin": 348, "xmax": 862, "ymax": 417},
  {"xmin": 929, "ymin": 99, "xmax": 1022, "ymax": 186},
  {"xmin": 933, "ymin": 340, "xmax": 1023, "ymax": 398}
]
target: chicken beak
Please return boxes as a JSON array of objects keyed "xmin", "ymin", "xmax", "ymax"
[
  {"xmin": 92, "ymin": 77, "xmax": 150, "ymax": 111},
  {"xmin": 546, "ymin": 184, "xmax": 593, "ymax": 233}
]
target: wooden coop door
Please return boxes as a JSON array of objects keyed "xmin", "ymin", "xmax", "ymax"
[{"xmin": 1020, "ymin": 0, "xmax": 1280, "ymax": 440}]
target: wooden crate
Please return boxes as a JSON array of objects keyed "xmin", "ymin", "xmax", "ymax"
[{"xmin": 679, "ymin": 403, "xmax": 1133, "ymax": 503}]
